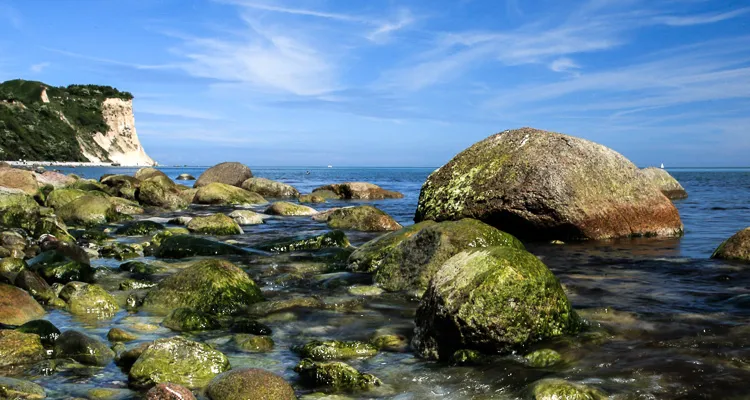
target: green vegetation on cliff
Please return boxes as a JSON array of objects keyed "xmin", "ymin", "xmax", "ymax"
[{"xmin": 0, "ymin": 79, "xmax": 133, "ymax": 161}]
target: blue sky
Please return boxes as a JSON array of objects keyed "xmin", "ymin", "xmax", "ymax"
[{"xmin": 0, "ymin": 0, "xmax": 748, "ymax": 167}]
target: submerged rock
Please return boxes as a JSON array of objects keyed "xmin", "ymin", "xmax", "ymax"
[
  {"xmin": 260, "ymin": 231, "xmax": 350, "ymax": 252},
  {"xmin": 230, "ymin": 334, "xmax": 274, "ymax": 352},
  {"xmin": 323, "ymin": 206, "xmax": 402, "ymax": 232},
  {"xmin": 176, "ymin": 174, "xmax": 196, "ymax": 181},
  {"xmin": 0, "ymin": 330, "xmax": 45, "ymax": 367},
  {"xmin": 193, "ymin": 183, "xmax": 267, "ymax": 206},
  {"xmin": 712, "ymin": 227, "xmax": 750, "ymax": 263},
  {"xmin": 115, "ymin": 220, "xmax": 165, "ymax": 236},
  {"xmin": 294, "ymin": 340, "xmax": 378, "ymax": 361},
  {"xmin": 531, "ymin": 379, "xmax": 607, "ymax": 400},
  {"xmin": 0, "ymin": 283, "xmax": 45, "ymax": 325},
  {"xmin": 294, "ymin": 359, "xmax": 381, "ymax": 391},
  {"xmin": 142, "ymin": 259, "xmax": 263, "ymax": 316},
  {"xmin": 241, "ymin": 177, "xmax": 299, "ymax": 198},
  {"xmin": 227, "ymin": 210, "xmax": 264, "ymax": 225},
  {"xmin": 525, "ymin": 349, "xmax": 563, "ymax": 367},
  {"xmin": 413, "ymin": 246, "xmax": 580, "ymax": 361},
  {"xmin": 59, "ymin": 282, "xmax": 119, "ymax": 319},
  {"xmin": 640, "ymin": 167, "xmax": 688, "ymax": 200},
  {"xmin": 163, "ymin": 308, "xmax": 220, "ymax": 332},
  {"xmin": 187, "ymin": 214, "xmax": 243, "ymax": 235},
  {"xmin": 206, "ymin": 368, "xmax": 295, "ymax": 400},
  {"xmin": 0, "ymin": 377, "xmax": 46, "ymax": 399},
  {"xmin": 99, "ymin": 242, "xmax": 143, "ymax": 261},
  {"xmin": 313, "ymin": 182, "xmax": 403, "ymax": 200},
  {"xmin": 107, "ymin": 328, "xmax": 138, "ymax": 343},
  {"xmin": 129, "ymin": 336, "xmax": 230, "ymax": 388},
  {"xmin": 194, "ymin": 162, "xmax": 253, "ymax": 188},
  {"xmin": 265, "ymin": 201, "xmax": 317, "ymax": 216},
  {"xmin": 53, "ymin": 330, "xmax": 115, "ymax": 366},
  {"xmin": 298, "ymin": 194, "xmax": 326, "ymax": 204},
  {"xmin": 414, "ymin": 127, "xmax": 683, "ymax": 241},
  {"xmin": 155, "ymin": 235, "xmax": 248, "ymax": 259},
  {"xmin": 230, "ymin": 319, "xmax": 272, "ymax": 336}
]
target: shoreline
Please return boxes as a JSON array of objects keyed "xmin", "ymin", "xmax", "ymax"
[{"xmin": 6, "ymin": 161, "xmax": 155, "ymax": 168}]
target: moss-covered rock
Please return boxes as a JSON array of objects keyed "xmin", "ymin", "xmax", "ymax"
[
  {"xmin": 194, "ymin": 162, "xmax": 253, "ymax": 188},
  {"xmin": 227, "ymin": 210, "xmax": 264, "ymax": 225},
  {"xmin": 109, "ymin": 197, "xmax": 145, "ymax": 216},
  {"xmin": 450, "ymin": 349, "xmax": 487, "ymax": 365},
  {"xmin": 27, "ymin": 244, "xmax": 94, "ymax": 284},
  {"xmin": 640, "ymin": 167, "xmax": 688, "ymax": 200},
  {"xmin": 128, "ymin": 336, "xmax": 230, "ymax": 388},
  {"xmin": 414, "ymin": 127, "xmax": 683, "ymax": 241},
  {"xmin": 155, "ymin": 235, "xmax": 248, "ymax": 259},
  {"xmin": 0, "ymin": 257, "xmax": 26, "ymax": 275},
  {"xmin": 247, "ymin": 296, "xmax": 324, "ymax": 316},
  {"xmin": 16, "ymin": 319, "xmax": 61, "ymax": 346},
  {"xmin": 187, "ymin": 214, "xmax": 243, "ymax": 235},
  {"xmin": 230, "ymin": 319, "xmax": 272, "ymax": 336},
  {"xmin": 138, "ymin": 180, "xmax": 189, "ymax": 210},
  {"xmin": 0, "ymin": 330, "xmax": 45, "ymax": 367},
  {"xmin": 14, "ymin": 270, "xmax": 58, "ymax": 305},
  {"xmin": 265, "ymin": 201, "xmax": 317, "ymax": 216},
  {"xmin": 101, "ymin": 174, "xmax": 141, "ymax": 199},
  {"xmin": 150, "ymin": 228, "xmax": 190, "ymax": 248},
  {"xmin": 56, "ymin": 195, "xmax": 125, "ymax": 227},
  {"xmin": 53, "ymin": 330, "xmax": 115, "ymax": 366},
  {"xmin": 298, "ymin": 194, "xmax": 326, "ymax": 204},
  {"xmin": 323, "ymin": 206, "xmax": 402, "ymax": 232},
  {"xmin": 413, "ymin": 246, "xmax": 580, "ymax": 361},
  {"xmin": 525, "ymin": 349, "xmax": 562, "ymax": 367},
  {"xmin": 369, "ymin": 333, "xmax": 408, "ymax": 352},
  {"xmin": 107, "ymin": 328, "xmax": 138, "ymax": 343},
  {"xmin": 59, "ymin": 282, "xmax": 119, "ymax": 319},
  {"xmin": 99, "ymin": 242, "xmax": 142, "ymax": 260},
  {"xmin": 119, "ymin": 261, "xmax": 164, "ymax": 277},
  {"xmin": 115, "ymin": 220, "xmax": 165, "ymax": 236},
  {"xmin": 193, "ymin": 183, "xmax": 267, "ymax": 206},
  {"xmin": 163, "ymin": 308, "xmax": 220, "ymax": 332},
  {"xmin": 0, "ymin": 283, "xmax": 45, "ymax": 325},
  {"xmin": 230, "ymin": 334, "xmax": 274, "ymax": 352},
  {"xmin": 241, "ymin": 177, "xmax": 299, "ymax": 198},
  {"xmin": 712, "ymin": 227, "xmax": 750, "ymax": 262},
  {"xmin": 206, "ymin": 368, "xmax": 295, "ymax": 400},
  {"xmin": 45, "ymin": 188, "xmax": 89, "ymax": 209},
  {"xmin": 0, "ymin": 377, "xmax": 46, "ymax": 399},
  {"xmin": 134, "ymin": 167, "xmax": 168, "ymax": 182},
  {"xmin": 531, "ymin": 379, "xmax": 607, "ymax": 400},
  {"xmin": 0, "ymin": 168, "xmax": 38, "ymax": 195},
  {"xmin": 314, "ymin": 182, "xmax": 403, "ymax": 200},
  {"xmin": 294, "ymin": 340, "xmax": 378, "ymax": 361},
  {"xmin": 310, "ymin": 189, "xmax": 341, "ymax": 200},
  {"xmin": 260, "ymin": 231, "xmax": 350, "ymax": 253},
  {"xmin": 294, "ymin": 359, "xmax": 381, "ymax": 391},
  {"xmin": 67, "ymin": 179, "xmax": 108, "ymax": 193},
  {"xmin": 145, "ymin": 383, "xmax": 196, "ymax": 400},
  {"xmin": 0, "ymin": 193, "xmax": 70, "ymax": 239},
  {"xmin": 143, "ymin": 259, "xmax": 263, "ymax": 315}
]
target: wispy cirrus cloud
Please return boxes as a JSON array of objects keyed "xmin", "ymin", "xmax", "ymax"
[
  {"xmin": 655, "ymin": 7, "xmax": 750, "ymax": 26},
  {"xmin": 30, "ymin": 62, "xmax": 50, "ymax": 73}
]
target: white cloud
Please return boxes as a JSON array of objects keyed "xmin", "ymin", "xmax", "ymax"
[
  {"xmin": 655, "ymin": 7, "xmax": 750, "ymax": 26},
  {"xmin": 222, "ymin": 1, "xmax": 362, "ymax": 23},
  {"xmin": 30, "ymin": 62, "xmax": 50, "ymax": 73},
  {"xmin": 137, "ymin": 104, "xmax": 225, "ymax": 120},
  {"xmin": 549, "ymin": 57, "xmax": 580, "ymax": 72},
  {"xmin": 366, "ymin": 8, "xmax": 415, "ymax": 44}
]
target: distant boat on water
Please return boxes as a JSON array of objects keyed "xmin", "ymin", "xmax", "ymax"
[
  {"xmin": 660, "ymin": 163, "xmax": 665, "ymax": 169},
  {"xmin": 328, "ymin": 165, "xmax": 333, "ymax": 168}
]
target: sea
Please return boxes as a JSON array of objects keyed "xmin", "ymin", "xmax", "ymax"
[{"xmin": 23, "ymin": 166, "xmax": 750, "ymax": 399}]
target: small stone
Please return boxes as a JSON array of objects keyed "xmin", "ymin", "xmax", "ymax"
[
  {"xmin": 525, "ymin": 349, "xmax": 562, "ymax": 367},
  {"xmin": 53, "ymin": 330, "xmax": 114, "ymax": 366},
  {"xmin": 531, "ymin": 379, "xmax": 607, "ymax": 400},
  {"xmin": 231, "ymin": 334, "xmax": 274, "ymax": 352},
  {"xmin": 294, "ymin": 340, "xmax": 378, "ymax": 361},
  {"xmin": 294, "ymin": 359, "xmax": 381, "ymax": 391},
  {"xmin": 107, "ymin": 328, "xmax": 138, "ymax": 343}
]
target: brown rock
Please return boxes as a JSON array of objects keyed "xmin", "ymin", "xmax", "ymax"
[
  {"xmin": 0, "ymin": 283, "xmax": 45, "ymax": 325},
  {"xmin": 640, "ymin": 167, "xmax": 688, "ymax": 200},
  {"xmin": 314, "ymin": 182, "xmax": 403, "ymax": 200},
  {"xmin": 0, "ymin": 168, "xmax": 38, "ymax": 195},
  {"xmin": 206, "ymin": 368, "xmax": 296, "ymax": 400},
  {"xmin": 146, "ymin": 383, "xmax": 197, "ymax": 400},
  {"xmin": 134, "ymin": 167, "xmax": 169, "ymax": 182},
  {"xmin": 712, "ymin": 227, "xmax": 750, "ymax": 262},
  {"xmin": 194, "ymin": 162, "xmax": 253, "ymax": 188}
]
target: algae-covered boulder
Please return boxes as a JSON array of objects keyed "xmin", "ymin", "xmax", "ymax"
[
  {"xmin": 414, "ymin": 127, "xmax": 683, "ymax": 241},
  {"xmin": 206, "ymin": 368, "xmax": 295, "ymax": 400},
  {"xmin": 525, "ymin": 349, "xmax": 562, "ymax": 367},
  {"xmin": 100, "ymin": 242, "xmax": 143, "ymax": 260},
  {"xmin": 0, "ymin": 168, "xmax": 38, "ymax": 195},
  {"xmin": 194, "ymin": 162, "xmax": 253, "ymax": 188},
  {"xmin": 129, "ymin": 336, "xmax": 230, "ymax": 388},
  {"xmin": 116, "ymin": 220, "xmax": 165, "ymax": 236},
  {"xmin": 0, "ymin": 257, "xmax": 26, "ymax": 275},
  {"xmin": 193, "ymin": 183, "xmax": 267, "ymax": 206},
  {"xmin": 59, "ymin": 282, "xmax": 119, "ymax": 319},
  {"xmin": 640, "ymin": 167, "xmax": 688, "ymax": 200},
  {"xmin": 163, "ymin": 308, "xmax": 220, "ymax": 332},
  {"xmin": 53, "ymin": 330, "xmax": 115, "ymax": 366},
  {"xmin": 145, "ymin": 383, "xmax": 196, "ymax": 400},
  {"xmin": 265, "ymin": 201, "xmax": 317, "ymax": 216},
  {"xmin": 28, "ymin": 245, "xmax": 94, "ymax": 284},
  {"xmin": 135, "ymin": 167, "xmax": 169, "ymax": 181},
  {"xmin": 187, "ymin": 214, "xmax": 243, "ymax": 235},
  {"xmin": 323, "ymin": 206, "xmax": 402, "ymax": 232},
  {"xmin": 294, "ymin": 340, "xmax": 378, "ymax": 361},
  {"xmin": 107, "ymin": 328, "xmax": 138, "ymax": 343},
  {"xmin": 228, "ymin": 210, "xmax": 264, "ymax": 225},
  {"xmin": 352, "ymin": 218, "xmax": 524, "ymax": 292},
  {"xmin": 56, "ymin": 195, "xmax": 124, "ymax": 227},
  {"xmin": 313, "ymin": 182, "xmax": 403, "ymax": 200},
  {"xmin": 230, "ymin": 334, "xmax": 274, "ymax": 352},
  {"xmin": 0, "ymin": 330, "xmax": 45, "ymax": 367},
  {"xmin": 241, "ymin": 177, "xmax": 299, "ymax": 198},
  {"xmin": 155, "ymin": 235, "xmax": 248, "ymax": 259},
  {"xmin": 44, "ymin": 188, "xmax": 89, "ymax": 209},
  {"xmin": 66, "ymin": 179, "xmax": 108, "ymax": 193},
  {"xmin": 298, "ymin": 194, "xmax": 326, "ymax": 204},
  {"xmin": 531, "ymin": 379, "xmax": 607, "ymax": 400},
  {"xmin": 101, "ymin": 174, "xmax": 141, "ymax": 199},
  {"xmin": 0, "ymin": 377, "xmax": 46, "ymax": 399},
  {"xmin": 413, "ymin": 246, "xmax": 580, "ymax": 360},
  {"xmin": 14, "ymin": 270, "xmax": 58, "ymax": 305},
  {"xmin": 16, "ymin": 319, "xmax": 61, "ymax": 346},
  {"xmin": 150, "ymin": 228, "xmax": 190, "ymax": 248},
  {"xmin": 260, "ymin": 231, "xmax": 349, "ymax": 253},
  {"xmin": 711, "ymin": 227, "xmax": 750, "ymax": 263},
  {"xmin": 0, "ymin": 283, "xmax": 45, "ymax": 325},
  {"xmin": 0, "ymin": 193, "xmax": 67, "ymax": 238},
  {"xmin": 138, "ymin": 180, "xmax": 189, "ymax": 210},
  {"xmin": 143, "ymin": 259, "xmax": 263, "ymax": 315},
  {"xmin": 176, "ymin": 174, "xmax": 196, "ymax": 181},
  {"xmin": 294, "ymin": 359, "xmax": 381, "ymax": 391}
]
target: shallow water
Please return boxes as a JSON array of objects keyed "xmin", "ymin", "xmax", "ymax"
[{"xmin": 9, "ymin": 167, "xmax": 750, "ymax": 399}]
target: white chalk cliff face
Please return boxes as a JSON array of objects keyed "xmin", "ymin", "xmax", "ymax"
[{"xmin": 80, "ymin": 98, "xmax": 155, "ymax": 166}]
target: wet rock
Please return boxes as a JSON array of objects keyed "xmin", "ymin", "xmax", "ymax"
[
  {"xmin": 230, "ymin": 319, "xmax": 272, "ymax": 335},
  {"xmin": 525, "ymin": 349, "xmax": 562, "ymax": 367},
  {"xmin": 413, "ymin": 246, "xmax": 580, "ymax": 361},
  {"xmin": 176, "ymin": 174, "xmax": 196, "ymax": 181},
  {"xmin": 129, "ymin": 336, "xmax": 230, "ymax": 388},
  {"xmin": 531, "ymin": 379, "xmax": 607, "ymax": 400},
  {"xmin": 310, "ymin": 190, "xmax": 340, "ymax": 200},
  {"xmin": 59, "ymin": 282, "xmax": 119, "ymax": 319},
  {"xmin": 145, "ymin": 383, "xmax": 196, "ymax": 400},
  {"xmin": 56, "ymin": 195, "xmax": 125, "ymax": 227},
  {"xmin": 107, "ymin": 328, "xmax": 138, "ymax": 343},
  {"xmin": 450, "ymin": 349, "xmax": 487, "ymax": 365},
  {"xmin": 138, "ymin": 180, "xmax": 188, "ymax": 210},
  {"xmin": 193, "ymin": 183, "xmax": 267, "ymax": 206},
  {"xmin": 44, "ymin": 188, "xmax": 89, "ymax": 210},
  {"xmin": 414, "ymin": 127, "xmax": 684, "ymax": 241},
  {"xmin": 313, "ymin": 182, "xmax": 403, "ymax": 200},
  {"xmin": 14, "ymin": 270, "xmax": 59, "ymax": 305},
  {"xmin": 712, "ymin": 227, "xmax": 750, "ymax": 262},
  {"xmin": 150, "ymin": 227, "xmax": 190, "ymax": 247},
  {"xmin": 53, "ymin": 330, "xmax": 114, "ymax": 366},
  {"xmin": 16, "ymin": 319, "xmax": 61, "ymax": 346},
  {"xmin": 0, "ymin": 193, "xmax": 69, "ymax": 239},
  {"xmin": 67, "ymin": 179, "xmax": 109, "ymax": 193},
  {"xmin": 0, "ymin": 330, "xmax": 45, "ymax": 367},
  {"xmin": 241, "ymin": 177, "xmax": 299, "ymax": 198},
  {"xmin": 206, "ymin": 368, "xmax": 295, "ymax": 400},
  {"xmin": 115, "ymin": 342, "xmax": 151, "ymax": 369},
  {"xmin": 294, "ymin": 340, "xmax": 378, "ymax": 361},
  {"xmin": 347, "ymin": 285, "xmax": 384, "ymax": 296},
  {"xmin": 194, "ymin": 162, "xmax": 253, "ymax": 189},
  {"xmin": 370, "ymin": 333, "xmax": 408, "ymax": 352},
  {"xmin": 101, "ymin": 174, "xmax": 141, "ymax": 199},
  {"xmin": 155, "ymin": 235, "xmax": 248, "ymax": 259},
  {"xmin": 99, "ymin": 242, "xmax": 142, "ymax": 260},
  {"xmin": 143, "ymin": 259, "xmax": 263, "ymax": 315},
  {"xmin": 0, "ymin": 376, "xmax": 46, "ymax": 399},
  {"xmin": 115, "ymin": 220, "xmax": 165, "ymax": 236},
  {"xmin": 0, "ymin": 168, "xmax": 38, "ymax": 195},
  {"xmin": 27, "ymin": 243, "xmax": 94, "ymax": 284},
  {"xmin": 163, "ymin": 308, "xmax": 220, "ymax": 332},
  {"xmin": 120, "ymin": 279, "xmax": 157, "ymax": 291},
  {"xmin": 135, "ymin": 168, "xmax": 169, "ymax": 182},
  {"xmin": 0, "ymin": 283, "xmax": 45, "ymax": 325},
  {"xmin": 260, "ymin": 231, "xmax": 349, "ymax": 252},
  {"xmin": 0, "ymin": 257, "xmax": 26, "ymax": 275},
  {"xmin": 352, "ymin": 218, "xmax": 524, "ymax": 292},
  {"xmin": 265, "ymin": 201, "xmax": 317, "ymax": 216},
  {"xmin": 640, "ymin": 167, "xmax": 688, "ymax": 200},
  {"xmin": 119, "ymin": 261, "xmax": 164, "ymax": 277},
  {"xmin": 109, "ymin": 197, "xmax": 145, "ymax": 216},
  {"xmin": 186, "ymin": 214, "xmax": 243, "ymax": 235},
  {"xmin": 230, "ymin": 334, "xmax": 274, "ymax": 352},
  {"xmin": 227, "ymin": 210, "xmax": 264, "ymax": 225},
  {"xmin": 323, "ymin": 206, "xmax": 402, "ymax": 232},
  {"xmin": 294, "ymin": 359, "xmax": 381, "ymax": 391},
  {"xmin": 298, "ymin": 194, "xmax": 326, "ymax": 204},
  {"xmin": 248, "ymin": 296, "xmax": 323, "ymax": 316}
]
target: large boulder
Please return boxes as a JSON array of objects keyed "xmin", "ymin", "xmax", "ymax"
[
  {"xmin": 264, "ymin": 201, "xmax": 317, "ymax": 216},
  {"xmin": 142, "ymin": 259, "xmax": 263, "ymax": 315},
  {"xmin": 56, "ymin": 195, "xmax": 125, "ymax": 227},
  {"xmin": 323, "ymin": 206, "xmax": 402, "ymax": 232},
  {"xmin": 228, "ymin": 210, "xmax": 264, "ymax": 225},
  {"xmin": 414, "ymin": 128, "xmax": 683, "ymax": 241},
  {"xmin": 186, "ymin": 214, "xmax": 243, "ymax": 235},
  {"xmin": 155, "ymin": 235, "xmax": 249, "ymax": 259},
  {"xmin": 350, "ymin": 219, "xmax": 525, "ymax": 292},
  {"xmin": 194, "ymin": 162, "xmax": 253, "ymax": 188},
  {"xmin": 413, "ymin": 246, "xmax": 580, "ymax": 360},
  {"xmin": 59, "ymin": 282, "xmax": 119, "ymax": 319},
  {"xmin": 129, "ymin": 336, "xmax": 230, "ymax": 388},
  {"xmin": 53, "ymin": 330, "xmax": 115, "ymax": 366},
  {"xmin": 241, "ymin": 178, "xmax": 299, "ymax": 198},
  {"xmin": 35, "ymin": 170, "xmax": 75, "ymax": 188},
  {"xmin": 101, "ymin": 174, "xmax": 141, "ymax": 199},
  {"xmin": 27, "ymin": 242, "xmax": 94, "ymax": 284},
  {"xmin": 138, "ymin": 180, "xmax": 189, "ymax": 210},
  {"xmin": 0, "ymin": 193, "xmax": 70, "ymax": 239},
  {"xmin": 206, "ymin": 368, "xmax": 296, "ymax": 400},
  {"xmin": 0, "ymin": 284, "xmax": 45, "ymax": 325},
  {"xmin": 313, "ymin": 182, "xmax": 403, "ymax": 200},
  {"xmin": 294, "ymin": 359, "xmax": 381, "ymax": 391},
  {"xmin": 193, "ymin": 183, "xmax": 266, "ymax": 206},
  {"xmin": 0, "ymin": 330, "xmax": 45, "ymax": 367},
  {"xmin": 45, "ymin": 188, "xmax": 90, "ymax": 209},
  {"xmin": 0, "ymin": 168, "xmax": 38, "ymax": 195},
  {"xmin": 640, "ymin": 167, "xmax": 688, "ymax": 200},
  {"xmin": 0, "ymin": 377, "xmax": 46, "ymax": 399},
  {"xmin": 134, "ymin": 167, "xmax": 169, "ymax": 182},
  {"xmin": 712, "ymin": 227, "xmax": 750, "ymax": 262}
]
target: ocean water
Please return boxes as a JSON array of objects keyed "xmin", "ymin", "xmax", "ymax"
[{"xmin": 19, "ymin": 166, "xmax": 750, "ymax": 399}]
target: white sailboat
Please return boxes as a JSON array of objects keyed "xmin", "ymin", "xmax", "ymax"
[
  {"xmin": 660, "ymin": 163, "xmax": 665, "ymax": 169},
  {"xmin": 327, "ymin": 165, "xmax": 333, "ymax": 168}
]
